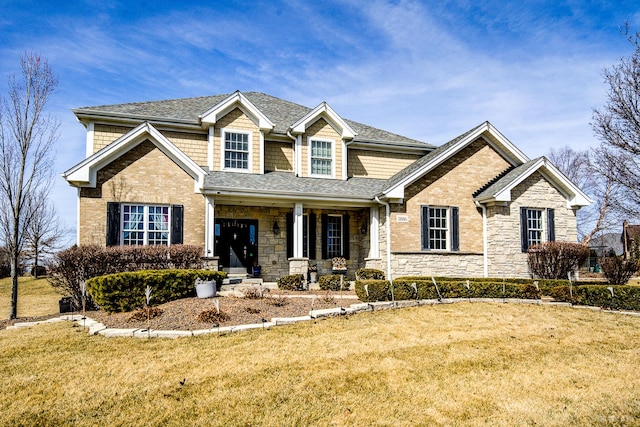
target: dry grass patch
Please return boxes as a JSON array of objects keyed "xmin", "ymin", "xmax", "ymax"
[
  {"xmin": 1, "ymin": 302, "xmax": 640, "ymax": 425},
  {"xmin": 0, "ymin": 276, "xmax": 61, "ymax": 320}
]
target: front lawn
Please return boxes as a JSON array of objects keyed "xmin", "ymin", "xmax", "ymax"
[
  {"xmin": 0, "ymin": 276, "xmax": 61, "ymax": 320},
  {"xmin": 1, "ymin": 302, "xmax": 639, "ymax": 425}
]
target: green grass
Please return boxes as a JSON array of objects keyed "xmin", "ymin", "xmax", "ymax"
[
  {"xmin": 0, "ymin": 276, "xmax": 62, "ymax": 320},
  {"xmin": 1, "ymin": 302, "xmax": 640, "ymax": 426}
]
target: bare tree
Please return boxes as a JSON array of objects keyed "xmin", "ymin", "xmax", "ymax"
[
  {"xmin": 0, "ymin": 53, "xmax": 58, "ymax": 319},
  {"xmin": 591, "ymin": 25, "xmax": 640, "ymax": 218},
  {"xmin": 546, "ymin": 146, "xmax": 618, "ymax": 245},
  {"xmin": 25, "ymin": 190, "xmax": 66, "ymax": 278}
]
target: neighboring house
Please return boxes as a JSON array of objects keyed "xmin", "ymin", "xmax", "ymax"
[
  {"xmin": 63, "ymin": 91, "xmax": 591, "ymax": 280},
  {"xmin": 588, "ymin": 232, "xmax": 624, "ymax": 271},
  {"xmin": 622, "ymin": 220, "xmax": 640, "ymax": 260}
]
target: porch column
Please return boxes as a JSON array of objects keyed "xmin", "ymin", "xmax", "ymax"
[
  {"xmin": 204, "ymin": 196, "xmax": 215, "ymax": 257},
  {"xmin": 293, "ymin": 203, "xmax": 304, "ymax": 257},
  {"xmin": 369, "ymin": 206, "xmax": 380, "ymax": 258}
]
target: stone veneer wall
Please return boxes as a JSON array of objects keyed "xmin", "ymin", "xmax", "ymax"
[{"xmin": 486, "ymin": 171, "xmax": 578, "ymax": 278}]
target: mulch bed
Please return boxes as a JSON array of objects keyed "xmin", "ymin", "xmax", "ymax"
[{"xmin": 86, "ymin": 290, "xmax": 360, "ymax": 331}]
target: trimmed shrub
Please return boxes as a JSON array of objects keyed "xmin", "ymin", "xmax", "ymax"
[
  {"xmin": 86, "ymin": 269, "xmax": 225, "ymax": 313},
  {"xmin": 527, "ymin": 242, "xmax": 589, "ymax": 279},
  {"xmin": 319, "ymin": 274, "xmax": 350, "ymax": 291},
  {"xmin": 354, "ymin": 280, "xmax": 390, "ymax": 302},
  {"xmin": 277, "ymin": 274, "xmax": 304, "ymax": 290},
  {"xmin": 355, "ymin": 268, "xmax": 385, "ymax": 280},
  {"xmin": 600, "ymin": 256, "xmax": 639, "ymax": 285},
  {"xmin": 48, "ymin": 244, "xmax": 204, "ymax": 310},
  {"xmin": 550, "ymin": 284, "xmax": 640, "ymax": 311}
]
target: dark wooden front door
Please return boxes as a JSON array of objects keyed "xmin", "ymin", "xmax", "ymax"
[{"xmin": 215, "ymin": 219, "xmax": 258, "ymax": 273}]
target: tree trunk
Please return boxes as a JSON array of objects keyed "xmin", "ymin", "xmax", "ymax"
[{"xmin": 9, "ymin": 252, "xmax": 19, "ymax": 319}]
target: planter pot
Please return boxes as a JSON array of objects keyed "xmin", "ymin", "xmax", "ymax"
[
  {"xmin": 309, "ymin": 272, "xmax": 318, "ymax": 283},
  {"xmin": 195, "ymin": 281, "xmax": 216, "ymax": 298},
  {"xmin": 252, "ymin": 266, "xmax": 262, "ymax": 277}
]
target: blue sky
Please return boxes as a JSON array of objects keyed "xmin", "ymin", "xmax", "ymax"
[{"xmin": 1, "ymin": 0, "xmax": 639, "ymax": 242}]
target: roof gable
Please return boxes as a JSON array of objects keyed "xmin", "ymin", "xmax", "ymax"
[
  {"xmin": 382, "ymin": 122, "xmax": 529, "ymax": 199},
  {"xmin": 290, "ymin": 102, "xmax": 356, "ymax": 140},
  {"xmin": 62, "ymin": 122, "xmax": 206, "ymax": 189},
  {"xmin": 199, "ymin": 90, "xmax": 275, "ymax": 131},
  {"xmin": 474, "ymin": 157, "xmax": 592, "ymax": 208}
]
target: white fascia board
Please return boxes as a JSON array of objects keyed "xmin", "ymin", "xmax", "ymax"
[
  {"xmin": 199, "ymin": 91, "xmax": 274, "ymax": 131},
  {"xmin": 381, "ymin": 122, "xmax": 530, "ymax": 199},
  {"xmin": 290, "ymin": 102, "xmax": 356, "ymax": 139},
  {"xmin": 478, "ymin": 158, "xmax": 593, "ymax": 208},
  {"xmin": 62, "ymin": 122, "xmax": 206, "ymax": 189}
]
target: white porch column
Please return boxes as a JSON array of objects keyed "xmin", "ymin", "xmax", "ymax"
[
  {"xmin": 369, "ymin": 206, "xmax": 380, "ymax": 258},
  {"xmin": 204, "ymin": 196, "xmax": 215, "ymax": 257},
  {"xmin": 293, "ymin": 203, "xmax": 304, "ymax": 257}
]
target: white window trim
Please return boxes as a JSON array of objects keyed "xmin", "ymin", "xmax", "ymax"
[
  {"xmin": 526, "ymin": 208, "xmax": 544, "ymax": 246},
  {"xmin": 327, "ymin": 214, "xmax": 343, "ymax": 258},
  {"xmin": 120, "ymin": 203, "xmax": 171, "ymax": 246},
  {"xmin": 308, "ymin": 137, "xmax": 336, "ymax": 178},
  {"xmin": 220, "ymin": 127, "xmax": 253, "ymax": 173},
  {"xmin": 421, "ymin": 205, "xmax": 450, "ymax": 251}
]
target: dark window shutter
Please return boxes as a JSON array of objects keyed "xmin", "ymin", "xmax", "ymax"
[
  {"xmin": 451, "ymin": 207, "xmax": 459, "ymax": 252},
  {"xmin": 309, "ymin": 213, "xmax": 317, "ymax": 260},
  {"xmin": 547, "ymin": 208, "xmax": 555, "ymax": 242},
  {"xmin": 286, "ymin": 212, "xmax": 293, "ymax": 259},
  {"xmin": 321, "ymin": 214, "xmax": 328, "ymax": 259},
  {"xmin": 520, "ymin": 207, "xmax": 529, "ymax": 252},
  {"xmin": 342, "ymin": 214, "xmax": 350, "ymax": 259},
  {"xmin": 421, "ymin": 206, "xmax": 430, "ymax": 250},
  {"xmin": 171, "ymin": 205, "xmax": 184, "ymax": 245},
  {"xmin": 106, "ymin": 202, "xmax": 120, "ymax": 246}
]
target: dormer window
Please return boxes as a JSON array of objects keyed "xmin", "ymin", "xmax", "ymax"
[
  {"xmin": 222, "ymin": 128, "xmax": 251, "ymax": 171},
  {"xmin": 309, "ymin": 138, "xmax": 334, "ymax": 178}
]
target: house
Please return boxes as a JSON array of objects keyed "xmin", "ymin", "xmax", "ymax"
[
  {"xmin": 62, "ymin": 91, "xmax": 591, "ymax": 281},
  {"xmin": 622, "ymin": 220, "xmax": 640, "ymax": 260}
]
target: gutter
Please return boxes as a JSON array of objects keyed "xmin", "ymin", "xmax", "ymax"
[{"xmin": 375, "ymin": 196, "xmax": 392, "ymax": 281}]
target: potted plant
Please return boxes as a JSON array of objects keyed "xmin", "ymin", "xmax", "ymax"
[
  {"xmin": 308, "ymin": 264, "xmax": 318, "ymax": 283},
  {"xmin": 195, "ymin": 277, "xmax": 216, "ymax": 298},
  {"xmin": 252, "ymin": 260, "xmax": 262, "ymax": 278}
]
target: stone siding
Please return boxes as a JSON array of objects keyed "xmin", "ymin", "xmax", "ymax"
[
  {"xmin": 390, "ymin": 253, "xmax": 484, "ymax": 278},
  {"xmin": 348, "ymin": 150, "xmax": 420, "ymax": 179},
  {"xmin": 486, "ymin": 171, "xmax": 578, "ymax": 278},
  {"xmin": 79, "ymin": 140, "xmax": 205, "ymax": 247}
]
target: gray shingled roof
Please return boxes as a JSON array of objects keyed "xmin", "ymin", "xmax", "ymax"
[
  {"xmin": 73, "ymin": 92, "xmax": 433, "ymax": 148},
  {"xmin": 473, "ymin": 158, "xmax": 541, "ymax": 200},
  {"xmin": 204, "ymin": 171, "xmax": 388, "ymax": 199}
]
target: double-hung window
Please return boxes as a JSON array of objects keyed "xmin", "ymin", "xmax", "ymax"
[
  {"xmin": 122, "ymin": 204, "xmax": 169, "ymax": 246},
  {"xmin": 520, "ymin": 207, "xmax": 555, "ymax": 252},
  {"xmin": 309, "ymin": 138, "xmax": 333, "ymax": 177},
  {"xmin": 223, "ymin": 129, "xmax": 250, "ymax": 171},
  {"xmin": 421, "ymin": 206, "xmax": 460, "ymax": 251}
]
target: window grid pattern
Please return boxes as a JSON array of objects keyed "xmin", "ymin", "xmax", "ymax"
[
  {"xmin": 429, "ymin": 207, "xmax": 448, "ymax": 250},
  {"xmin": 326, "ymin": 216, "xmax": 342, "ymax": 258},
  {"xmin": 310, "ymin": 139, "xmax": 332, "ymax": 176},
  {"xmin": 122, "ymin": 204, "xmax": 169, "ymax": 246},
  {"xmin": 224, "ymin": 131, "xmax": 249, "ymax": 170},
  {"xmin": 527, "ymin": 209, "xmax": 543, "ymax": 246}
]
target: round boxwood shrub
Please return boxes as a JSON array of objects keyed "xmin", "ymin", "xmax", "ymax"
[{"xmin": 319, "ymin": 274, "xmax": 350, "ymax": 291}]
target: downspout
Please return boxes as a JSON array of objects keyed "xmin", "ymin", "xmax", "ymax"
[
  {"xmin": 287, "ymin": 130, "xmax": 297, "ymax": 176},
  {"xmin": 375, "ymin": 196, "xmax": 392, "ymax": 281},
  {"xmin": 475, "ymin": 201, "xmax": 488, "ymax": 278}
]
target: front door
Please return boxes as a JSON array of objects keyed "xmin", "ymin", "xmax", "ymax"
[{"xmin": 215, "ymin": 219, "xmax": 258, "ymax": 273}]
